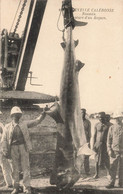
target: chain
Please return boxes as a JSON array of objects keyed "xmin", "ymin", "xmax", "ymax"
[
  {"xmin": 9, "ymin": 0, "xmax": 22, "ymax": 34},
  {"xmin": 12, "ymin": 0, "xmax": 27, "ymax": 36}
]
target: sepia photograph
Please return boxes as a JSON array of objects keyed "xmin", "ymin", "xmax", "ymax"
[{"xmin": 0, "ymin": 0, "xmax": 123, "ymax": 193}]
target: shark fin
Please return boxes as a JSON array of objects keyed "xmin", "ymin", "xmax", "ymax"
[
  {"xmin": 76, "ymin": 60, "xmax": 85, "ymax": 71},
  {"xmin": 45, "ymin": 102, "xmax": 64, "ymax": 124},
  {"xmin": 77, "ymin": 143, "xmax": 96, "ymax": 156},
  {"xmin": 74, "ymin": 20, "xmax": 88, "ymax": 27},
  {"xmin": 74, "ymin": 40, "xmax": 79, "ymax": 47},
  {"xmin": 61, "ymin": 42, "xmax": 66, "ymax": 50}
]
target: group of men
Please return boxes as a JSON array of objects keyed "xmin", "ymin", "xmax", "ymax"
[
  {"xmin": 81, "ymin": 109, "xmax": 123, "ymax": 188},
  {"xmin": 0, "ymin": 106, "xmax": 123, "ymax": 194}
]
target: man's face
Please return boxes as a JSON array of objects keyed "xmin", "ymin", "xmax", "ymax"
[
  {"xmin": 105, "ymin": 116, "xmax": 110, "ymax": 122},
  {"xmin": 11, "ymin": 113, "xmax": 22, "ymax": 122},
  {"xmin": 81, "ymin": 111, "xmax": 86, "ymax": 119},
  {"xmin": 99, "ymin": 116, "xmax": 105, "ymax": 123}
]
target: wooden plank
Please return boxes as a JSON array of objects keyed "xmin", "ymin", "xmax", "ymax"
[{"xmin": 0, "ymin": 91, "xmax": 58, "ymax": 103}]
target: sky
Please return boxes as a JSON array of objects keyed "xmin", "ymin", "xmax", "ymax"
[{"xmin": 1, "ymin": 0, "xmax": 123, "ymax": 113}]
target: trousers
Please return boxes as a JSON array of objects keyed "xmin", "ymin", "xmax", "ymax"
[
  {"xmin": 0, "ymin": 154, "xmax": 13, "ymax": 186},
  {"xmin": 84, "ymin": 155, "xmax": 90, "ymax": 174},
  {"xmin": 109, "ymin": 151, "xmax": 123, "ymax": 186},
  {"xmin": 11, "ymin": 144, "xmax": 31, "ymax": 191}
]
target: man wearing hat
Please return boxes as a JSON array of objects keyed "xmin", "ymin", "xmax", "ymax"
[
  {"xmin": 2, "ymin": 106, "xmax": 46, "ymax": 194},
  {"xmin": 92, "ymin": 112, "xmax": 110, "ymax": 179},
  {"xmin": 0, "ymin": 111, "xmax": 13, "ymax": 188},
  {"xmin": 106, "ymin": 111, "xmax": 123, "ymax": 188},
  {"xmin": 81, "ymin": 108, "xmax": 91, "ymax": 175}
]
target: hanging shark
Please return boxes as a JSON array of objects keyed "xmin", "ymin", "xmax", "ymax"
[{"xmin": 45, "ymin": 0, "xmax": 95, "ymax": 189}]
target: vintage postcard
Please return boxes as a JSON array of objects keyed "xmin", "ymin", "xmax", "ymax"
[{"xmin": 0, "ymin": 0, "xmax": 123, "ymax": 193}]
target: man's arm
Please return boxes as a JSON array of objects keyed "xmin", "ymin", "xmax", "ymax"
[
  {"xmin": 92, "ymin": 124, "xmax": 97, "ymax": 150},
  {"xmin": 0, "ymin": 122, "xmax": 4, "ymax": 133},
  {"xmin": 88, "ymin": 120, "xmax": 91, "ymax": 139},
  {"xmin": 107, "ymin": 126, "xmax": 113, "ymax": 156},
  {"xmin": 27, "ymin": 111, "xmax": 46, "ymax": 128},
  {"xmin": 1, "ymin": 126, "xmax": 8, "ymax": 157},
  {"xmin": 0, "ymin": 126, "xmax": 3, "ymax": 134}
]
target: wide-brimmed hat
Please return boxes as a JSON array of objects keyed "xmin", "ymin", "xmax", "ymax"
[{"xmin": 112, "ymin": 111, "xmax": 123, "ymax": 119}]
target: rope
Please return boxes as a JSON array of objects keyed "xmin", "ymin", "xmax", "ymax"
[
  {"xmin": 57, "ymin": 6, "xmax": 66, "ymax": 42},
  {"xmin": 57, "ymin": 3, "xmax": 74, "ymax": 42},
  {"xmin": 9, "ymin": 0, "xmax": 22, "ymax": 34},
  {"xmin": 57, "ymin": 6, "xmax": 65, "ymax": 32}
]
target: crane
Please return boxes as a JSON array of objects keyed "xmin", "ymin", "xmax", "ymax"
[{"xmin": 0, "ymin": 0, "xmax": 58, "ymax": 107}]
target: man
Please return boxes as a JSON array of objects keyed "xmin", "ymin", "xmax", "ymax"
[
  {"xmin": 105, "ymin": 114, "xmax": 113, "ymax": 128},
  {"xmin": 81, "ymin": 108, "xmax": 91, "ymax": 175},
  {"xmin": 2, "ymin": 106, "xmax": 46, "ymax": 194},
  {"xmin": 0, "ymin": 111, "xmax": 13, "ymax": 188},
  {"xmin": 106, "ymin": 111, "xmax": 123, "ymax": 188},
  {"xmin": 92, "ymin": 112, "xmax": 110, "ymax": 179}
]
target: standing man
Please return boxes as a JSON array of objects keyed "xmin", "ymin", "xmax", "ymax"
[
  {"xmin": 92, "ymin": 112, "xmax": 110, "ymax": 179},
  {"xmin": 0, "ymin": 111, "xmax": 13, "ymax": 188},
  {"xmin": 106, "ymin": 111, "xmax": 123, "ymax": 188},
  {"xmin": 81, "ymin": 108, "xmax": 91, "ymax": 175},
  {"xmin": 2, "ymin": 106, "xmax": 46, "ymax": 194}
]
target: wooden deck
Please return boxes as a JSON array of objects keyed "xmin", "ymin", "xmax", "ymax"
[{"xmin": 0, "ymin": 175, "xmax": 123, "ymax": 194}]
